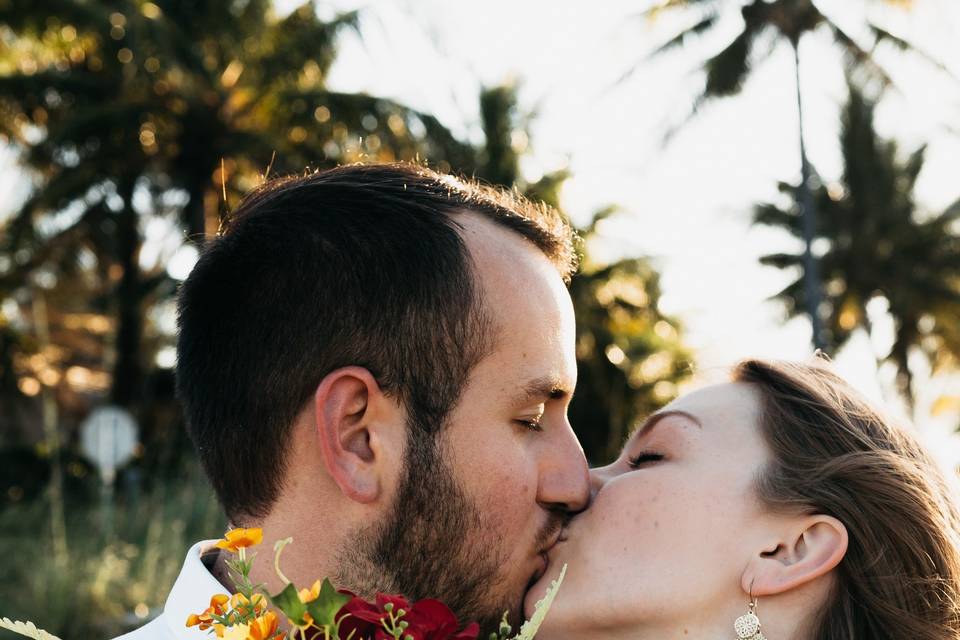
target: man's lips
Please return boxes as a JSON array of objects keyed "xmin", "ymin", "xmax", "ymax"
[
  {"xmin": 529, "ymin": 552, "xmax": 549, "ymax": 588},
  {"xmin": 538, "ymin": 526, "xmax": 564, "ymax": 555},
  {"xmin": 528, "ymin": 525, "xmax": 567, "ymax": 587}
]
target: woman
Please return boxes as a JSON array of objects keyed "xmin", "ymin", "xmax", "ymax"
[{"xmin": 526, "ymin": 359, "xmax": 960, "ymax": 639}]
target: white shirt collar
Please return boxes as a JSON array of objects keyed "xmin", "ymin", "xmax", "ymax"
[{"xmin": 162, "ymin": 540, "xmax": 231, "ymax": 639}]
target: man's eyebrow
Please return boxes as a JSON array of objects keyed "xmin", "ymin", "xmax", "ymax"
[
  {"xmin": 518, "ymin": 376, "xmax": 573, "ymax": 403},
  {"xmin": 630, "ymin": 409, "xmax": 702, "ymax": 439}
]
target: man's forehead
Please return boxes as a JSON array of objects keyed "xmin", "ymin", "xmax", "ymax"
[{"xmin": 457, "ymin": 212, "xmax": 558, "ymax": 283}]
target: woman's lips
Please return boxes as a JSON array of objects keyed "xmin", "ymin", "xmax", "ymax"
[
  {"xmin": 529, "ymin": 552, "xmax": 548, "ymax": 588},
  {"xmin": 528, "ymin": 524, "xmax": 570, "ymax": 592}
]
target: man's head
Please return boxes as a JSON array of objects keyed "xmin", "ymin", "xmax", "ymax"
[{"xmin": 176, "ymin": 163, "xmax": 590, "ymax": 630}]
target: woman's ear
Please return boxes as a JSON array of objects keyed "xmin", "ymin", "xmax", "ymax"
[
  {"xmin": 314, "ymin": 366, "xmax": 401, "ymax": 504},
  {"xmin": 743, "ymin": 515, "xmax": 849, "ymax": 597}
]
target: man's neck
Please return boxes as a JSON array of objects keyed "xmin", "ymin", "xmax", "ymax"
[{"xmin": 208, "ymin": 548, "xmax": 239, "ymax": 593}]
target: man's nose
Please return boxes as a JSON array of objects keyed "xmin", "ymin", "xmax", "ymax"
[{"xmin": 537, "ymin": 425, "xmax": 590, "ymax": 513}]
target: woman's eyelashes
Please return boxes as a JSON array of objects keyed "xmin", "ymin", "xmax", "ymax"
[{"xmin": 627, "ymin": 450, "xmax": 665, "ymax": 468}]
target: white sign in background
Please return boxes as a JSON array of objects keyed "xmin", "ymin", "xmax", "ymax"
[{"xmin": 80, "ymin": 406, "xmax": 138, "ymax": 485}]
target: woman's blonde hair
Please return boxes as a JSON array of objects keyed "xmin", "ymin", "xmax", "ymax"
[{"xmin": 733, "ymin": 359, "xmax": 960, "ymax": 639}]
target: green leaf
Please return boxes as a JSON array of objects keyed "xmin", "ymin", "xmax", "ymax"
[
  {"xmin": 269, "ymin": 582, "xmax": 309, "ymax": 627},
  {"xmin": 305, "ymin": 578, "xmax": 353, "ymax": 629}
]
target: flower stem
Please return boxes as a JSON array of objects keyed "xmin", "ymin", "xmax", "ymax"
[{"xmin": 273, "ymin": 537, "xmax": 294, "ymax": 584}]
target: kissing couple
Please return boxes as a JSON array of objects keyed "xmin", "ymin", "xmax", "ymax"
[{"xmin": 119, "ymin": 163, "xmax": 960, "ymax": 640}]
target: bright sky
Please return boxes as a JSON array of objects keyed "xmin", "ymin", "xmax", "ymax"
[{"xmin": 285, "ymin": 0, "xmax": 960, "ymax": 461}]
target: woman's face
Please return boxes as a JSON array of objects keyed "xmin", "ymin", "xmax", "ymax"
[{"xmin": 525, "ymin": 382, "xmax": 775, "ymax": 638}]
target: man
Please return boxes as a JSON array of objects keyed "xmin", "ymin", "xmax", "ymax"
[{"xmin": 118, "ymin": 163, "xmax": 590, "ymax": 639}]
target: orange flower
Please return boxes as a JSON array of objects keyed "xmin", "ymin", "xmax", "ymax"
[
  {"xmin": 185, "ymin": 593, "xmax": 230, "ymax": 631},
  {"xmin": 247, "ymin": 611, "xmax": 283, "ymax": 640},
  {"xmin": 214, "ymin": 528, "xmax": 264, "ymax": 553},
  {"xmin": 230, "ymin": 592, "xmax": 268, "ymax": 617},
  {"xmin": 219, "ymin": 611, "xmax": 284, "ymax": 640}
]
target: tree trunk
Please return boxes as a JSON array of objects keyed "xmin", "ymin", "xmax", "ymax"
[
  {"xmin": 792, "ymin": 38, "xmax": 825, "ymax": 351},
  {"xmin": 185, "ymin": 180, "xmax": 207, "ymax": 245},
  {"xmin": 891, "ymin": 328, "xmax": 916, "ymax": 416},
  {"xmin": 110, "ymin": 178, "xmax": 144, "ymax": 408}
]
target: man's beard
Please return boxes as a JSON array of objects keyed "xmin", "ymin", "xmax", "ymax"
[{"xmin": 335, "ymin": 428, "xmax": 535, "ymax": 634}]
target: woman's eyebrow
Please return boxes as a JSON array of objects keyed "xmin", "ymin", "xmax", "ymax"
[{"xmin": 630, "ymin": 409, "xmax": 703, "ymax": 439}]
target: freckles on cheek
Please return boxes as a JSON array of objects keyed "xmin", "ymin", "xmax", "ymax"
[{"xmin": 593, "ymin": 482, "xmax": 674, "ymax": 545}]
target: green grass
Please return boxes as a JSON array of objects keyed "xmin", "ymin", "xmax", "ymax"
[{"xmin": 0, "ymin": 459, "xmax": 225, "ymax": 639}]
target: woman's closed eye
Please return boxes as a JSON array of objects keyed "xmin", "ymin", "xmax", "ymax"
[{"xmin": 628, "ymin": 450, "xmax": 664, "ymax": 468}]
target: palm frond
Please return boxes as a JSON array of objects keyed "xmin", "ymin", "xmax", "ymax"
[
  {"xmin": 649, "ymin": 12, "xmax": 720, "ymax": 57},
  {"xmin": 703, "ymin": 27, "xmax": 755, "ymax": 97},
  {"xmin": 753, "ymin": 202, "xmax": 801, "ymax": 235},
  {"xmin": 826, "ymin": 22, "xmax": 894, "ymax": 88},
  {"xmin": 639, "ymin": 0, "xmax": 720, "ymax": 21},
  {"xmin": 869, "ymin": 23, "xmax": 955, "ymax": 79},
  {"xmin": 759, "ymin": 252, "xmax": 804, "ymax": 270},
  {"xmin": 0, "ymin": 0, "xmax": 108, "ymax": 34},
  {"xmin": 902, "ymin": 144, "xmax": 927, "ymax": 188},
  {"xmin": 0, "ymin": 201, "xmax": 105, "ymax": 293}
]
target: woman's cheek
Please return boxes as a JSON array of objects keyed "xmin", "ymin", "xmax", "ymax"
[{"xmin": 589, "ymin": 477, "xmax": 659, "ymax": 553}]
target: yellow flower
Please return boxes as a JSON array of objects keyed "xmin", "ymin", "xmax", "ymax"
[
  {"xmin": 230, "ymin": 592, "xmax": 268, "ymax": 617},
  {"xmin": 185, "ymin": 593, "xmax": 230, "ymax": 631},
  {"xmin": 214, "ymin": 528, "xmax": 264, "ymax": 553},
  {"xmin": 296, "ymin": 580, "xmax": 322, "ymax": 628},
  {"xmin": 220, "ymin": 623, "xmax": 251, "ymax": 640},
  {"xmin": 298, "ymin": 580, "xmax": 321, "ymax": 604},
  {"xmin": 219, "ymin": 612, "xmax": 283, "ymax": 640}
]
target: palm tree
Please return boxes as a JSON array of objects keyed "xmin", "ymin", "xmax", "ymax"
[
  {"xmin": 641, "ymin": 0, "xmax": 927, "ymax": 350},
  {"xmin": 753, "ymin": 78, "xmax": 960, "ymax": 406},
  {"xmin": 0, "ymin": 0, "xmax": 475, "ymax": 410}
]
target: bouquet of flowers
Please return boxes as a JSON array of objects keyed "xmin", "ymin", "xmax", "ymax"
[
  {"xmin": 0, "ymin": 528, "xmax": 565, "ymax": 640},
  {"xmin": 186, "ymin": 528, "xmax": 565, "ymax": 640}
]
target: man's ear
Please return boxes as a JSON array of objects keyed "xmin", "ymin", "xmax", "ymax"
[
  {"xmin": 314, "ymin": 366, "xmax": 401, "ymax": 504},
  {"xmin": 742, "ymin": 515, "xmax": 848, "ymax": 597}
]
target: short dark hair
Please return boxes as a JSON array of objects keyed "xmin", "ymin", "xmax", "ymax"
[{"xmin": 176, "ymin": 163, "xmax": 576, "ymax": 521}]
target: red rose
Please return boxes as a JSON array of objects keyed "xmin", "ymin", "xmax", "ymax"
[
  {"xmin": 403, "ymin": 599, "xmax": 479, "ymax": 640},
  {"xmin": 334, "ymin": 593, "xmax": 387, "ymax": 640},
  {"xmin": 334, "ymin": 593, "xmax": 479, "ymax": 640}
]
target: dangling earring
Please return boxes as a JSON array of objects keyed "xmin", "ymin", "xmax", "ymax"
[{"xmin": 734, "ymin": 582, "xmax": 765, "ymax": 640}]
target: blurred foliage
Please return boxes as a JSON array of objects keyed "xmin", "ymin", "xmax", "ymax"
[
  {"xmin": 0, "ymin": 3, "xmax": 695, "ymax": 635},
  {"xmin": 0, "ymin": 456, "xmax": 224, "ymax": 639},
  {"xmin": 640, "ymin": 0, "xmax": 935, "ymax": 352},
  {"xmin": 753, "ymin": 78, "xmax": 960, "ymax": 405},
  {"xmin": 471, "ymin": 85, "xmax": 693, "ymax": 463},
  {"xmin": 641, "ymin": 0, "xmax": 934, "ymax": 130},
  {"xmin": 568, "ymin": 214, "xmax": 693, "ymax": 463},
  {"xmin": 0, "ymin": 0, "xmax": 477, "ymax": 419}
]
